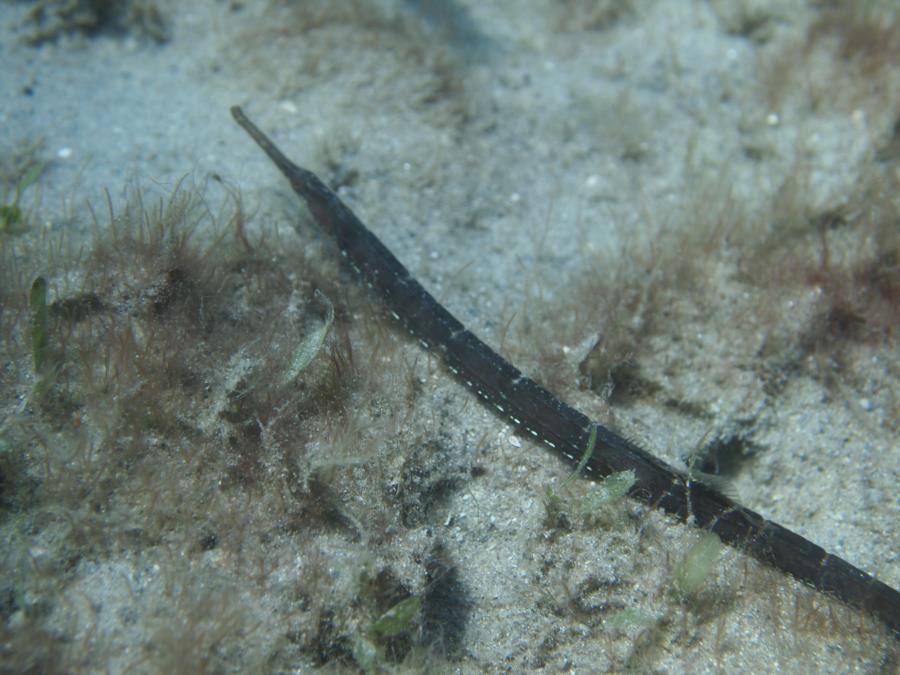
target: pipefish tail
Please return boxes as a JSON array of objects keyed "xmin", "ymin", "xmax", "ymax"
[{"xmin": 229, "ymin": 105, "xmax": 900, "ymax": 636}]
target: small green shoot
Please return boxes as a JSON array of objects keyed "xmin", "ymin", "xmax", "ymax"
[
  {"xmin": 369, "ymin": 596, "xmax": 421, "ymax": 638},
  {"xmin": 281, "ymin": 289, "xmax": 335, "ymax": 384},
  {"xmin": 579, "ymin": 469, "xmax": 636, "ymax": 515},
  {"xmin": 564, "ymin": 423, "xmax": 597, "ymax": 488},
  {"xmin": 604, "ymin": 607, "xmax": 661, "ymax": 633},
  {"xmin": 353, "ymin": 595, "xmax": 422, "ymax": 674},
  {"xmin": 351, "ymin": 634, "xmax": 381, "ymax": 674},
  {"xmin": 30, "ymin": 276, "xmax": 48, "ymax": 374},
  {"xmin": 546, "ymin": 423, "xmax": 597, "ymax": 502},
  {"xmin": 1, "ymin": 160, "xmax": 45, "ymax": 235},
  {"xmin": 28, "ymin": 275, "xmax": 59, "ymax": 405},
  {"xmin": 28, "ymin": 275, "xmax": 62, "ymax": 404},
  {"xmin": 543, "ymin": 426, "xmax": 635, "ymax": 527},
  {"xmin": 673, "ymin": 532, "xmax": 724, "ymax": 598}
]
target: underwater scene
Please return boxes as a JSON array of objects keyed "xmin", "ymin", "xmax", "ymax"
[{"xmin": 1, "ymin": 1, "xmax": 898, "ymax": 672}]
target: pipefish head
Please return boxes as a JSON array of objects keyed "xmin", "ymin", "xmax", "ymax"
[{"xmin": 231, "ymin": 106, "xmax": 343, "ymax": 224}]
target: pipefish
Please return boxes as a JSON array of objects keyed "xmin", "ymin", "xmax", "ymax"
[{"xmin": 230, "ymin": 105, "xmax": 900, "ymax": 636}]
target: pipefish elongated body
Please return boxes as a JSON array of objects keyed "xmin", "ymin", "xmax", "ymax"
[{"xmin": 230, "ymin": 105, "xmax": 899, "ymax": 636}]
